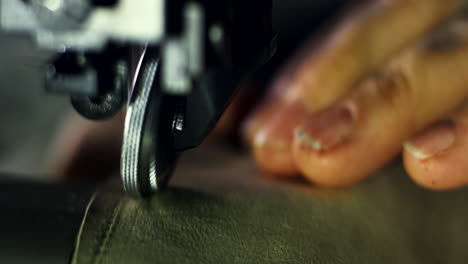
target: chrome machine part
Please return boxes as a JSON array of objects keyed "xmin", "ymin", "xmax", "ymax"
[
  {"xmin": 161, "ymin": 2, "xmax": 204, "ymax": 95},
  {"xmin": 0, "ymin": 0, "xmax": 165, "ymax": 50},
  {"xmin": 1, "ymin": 0, "xmax": 276, "ymax": 197},
  {"xmin": 121, "ymin": 48, "xmax": 179, "ymax": 197}
]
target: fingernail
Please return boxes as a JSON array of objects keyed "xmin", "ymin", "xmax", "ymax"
[
  {"xmin": 295, "ymin": 105, "xmax": 355, "ymax": 151},
  {"xmin": 254, "ymin": 103, "xmax": 308, "ymax": 148},
  {"xmin": 403, "ymin": 120, "xmax": 456, "ymax": 160}
]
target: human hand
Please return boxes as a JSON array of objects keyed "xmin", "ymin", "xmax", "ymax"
[{"xmin": 243, "ymin": 0, "xmax": 468, "ymax": 190}]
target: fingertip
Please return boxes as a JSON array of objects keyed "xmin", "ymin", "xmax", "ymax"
[
  {"xmin": 403, "ymin": 110, "xmax": 468, "ymax": 190},
  {"xmin": 249, "ymin": 103, "xmax": 308, "ymax": 177},
  {"xmin": 251, "ymin": 137, "xmax": 299, "ymax": 177},
  {"xmin": 242, "ymin": 100, "xmax": 280, "ymax": 147},
  {"xmin": 403, "ymin": 151, "xmax": 453, "ymax": 191},
  {"xmin": 292, "ymin": 130, "xmax": 364, "ymax": 188},
  {"xmin": 403, "ymin": 148, "xmax": 466, "ymax": 191}
]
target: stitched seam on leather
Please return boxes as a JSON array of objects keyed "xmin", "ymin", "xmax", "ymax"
[
  {"xmin": 70, "ymin": 192, "xmax": 97, "ymax": 264},
  {"xmin": 93, "ymin": 198, "xmax": 123, "ymax": 264}
]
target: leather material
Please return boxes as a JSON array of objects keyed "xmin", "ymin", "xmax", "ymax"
[
  {"xmin": 72, "ymin": 145, "xmax": 468, "ymax": 264},
  {"xmin": 0, "ymin": 177, "xmax": 95, "ymax": 264}
]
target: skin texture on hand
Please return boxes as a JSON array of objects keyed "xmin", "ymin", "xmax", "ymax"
[
  {"xmin": 244, "ymin": 1, "xmax": 468, "ymax": 190},
  {"xmin": 293, "ymin": 20, "xmax": 468, "ymax": 187},
  {"xmin": 243, "ymin": 0, "xmax": 461, "ymax": 176},
  {"xmin": 403, "ymin": 104, "xmax": 468, "ymax": 190},
  {"xmin": 279, "ymin": 0, "xmax": 459, "ymax": 111}
]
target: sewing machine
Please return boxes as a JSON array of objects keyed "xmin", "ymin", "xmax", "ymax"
[{"xmin": 1, "ymin": 0, "xmax": 276, "ymax": 196}]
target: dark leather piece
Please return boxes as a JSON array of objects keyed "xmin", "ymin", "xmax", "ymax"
[
  {"xmin": 0, "ymin": 176, "xmax": 95, "ymax": 264},
  {"xmin": 72, "ymin": 145, "xmax": 468, "ymax": 264}
]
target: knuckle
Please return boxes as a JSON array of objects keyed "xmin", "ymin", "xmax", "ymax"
[{"xmin": 372, "ymin": 67, "xmax": 412, "ymax": 107}]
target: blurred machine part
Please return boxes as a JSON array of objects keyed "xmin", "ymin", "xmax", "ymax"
[{"xmin": 1, "ymin": 0, "xmax": 276, "ymax": 196}]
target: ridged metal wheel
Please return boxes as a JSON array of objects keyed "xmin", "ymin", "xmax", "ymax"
[{"xmin": 121, "ymin": 48, "xmax": 177, "ymax": 197}]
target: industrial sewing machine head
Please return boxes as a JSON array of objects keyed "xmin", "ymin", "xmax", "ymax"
[{"xmin": 1, "ymin": 0, "xmax": 276, "ymax": 196}]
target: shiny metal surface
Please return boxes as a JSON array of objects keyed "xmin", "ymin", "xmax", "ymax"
[
  {"xmin": 121, "ymin": 48, "xmax": 177, "ymax": 197},
  {"xmin": 121, "ymin": 53, "xmax": 158, "ymax": 196},
  {"xmin": 1, "ymin": 0, "xmax": 165, "ymax": 50}
]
